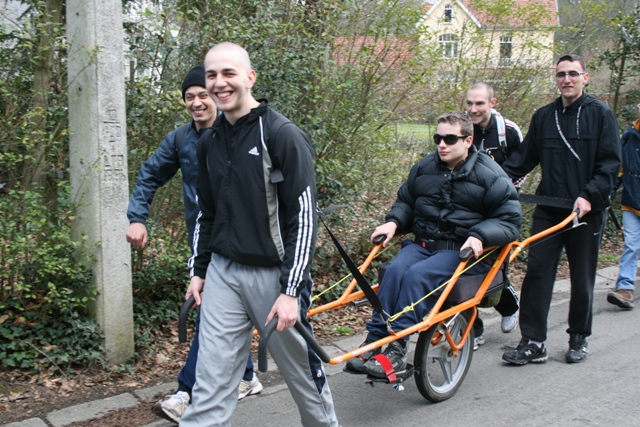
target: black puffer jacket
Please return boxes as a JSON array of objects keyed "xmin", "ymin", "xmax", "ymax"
[{"xmin": 386, "ymin": 147, "xmax": 521, "ymax": 246}]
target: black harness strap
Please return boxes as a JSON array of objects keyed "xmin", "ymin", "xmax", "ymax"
[
  {"xmin": 608, "ymin": 208, "xmax": 623, "ymax": 230},
  {"xmin": 317, "ymin": 207, "xmax": 387, "ymax": 319},
  {"xmin": 518, "ymin": 194, "xmax": 573, "ymax": 209},
  {"xmin": 173, "ymin": 123, "xmax": 190, "ymax": 167}
]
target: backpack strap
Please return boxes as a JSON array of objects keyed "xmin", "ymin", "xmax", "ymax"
[
  {"xmin": 491, "ymin": 109, "xmax": 508, "ymax": 154},
  {"xmin": 264, "ymin": 112, "xmax": 291, "ymax": 184},
  {"xmin": 173, "ymin": 123, "xmax": 191, "ymax": 166}
]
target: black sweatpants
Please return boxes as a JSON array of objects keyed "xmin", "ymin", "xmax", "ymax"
[{"xmin": 519, "ymin": 206, "xmax": 605, "ymax": 342}]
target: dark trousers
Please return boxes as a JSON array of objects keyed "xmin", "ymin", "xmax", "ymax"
[
  {"xmin": 177, "ymin": 308, "xmax": 255, "ymax": 398},
  {"xmin": 473, "ymin": 283, "xmax": 520, "ymax": 336},
  {"xmin": 367, "ymin": 241, "xmax": 490, "ymax": 341},
  {"xmin": 519, "ymin": 206, "xmax": 605, "ymax": 342}
]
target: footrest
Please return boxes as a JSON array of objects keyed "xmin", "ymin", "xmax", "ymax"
[
  {"xmin": 366, "ymin": 364, "xmax": 414, "ymax": 384},
  {"xmin": 343, "ymin": 366, "xmax": 368, "ymax": 375},
  {"xmin": 351, "ymin": 298, "xmax": 370, "ymax": 308}
]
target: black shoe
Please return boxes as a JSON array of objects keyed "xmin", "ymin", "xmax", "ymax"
[
  {"xmin": 566, "ymin": 333, "xmax": 588, "ymax": 363},
  {"xmin": 344, "ymin": 340, "xmax": 381, "ymax": 373},
  {"xmin": 362, "ymin": 340, "xmax": 407, "ymax": 378},
  {"xmin": 502, "ymin": 337, "xmax": 548, "ymax": 365}
]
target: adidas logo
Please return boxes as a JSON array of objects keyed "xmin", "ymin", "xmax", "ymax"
[{"xmin": 248, "ymin": 146, "xmax": 259, "ymax": 156}]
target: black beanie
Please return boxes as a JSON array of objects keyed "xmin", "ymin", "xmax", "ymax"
[{"xmin": 181, "ymin": 65, "xmax": 206, "ymax": 100}]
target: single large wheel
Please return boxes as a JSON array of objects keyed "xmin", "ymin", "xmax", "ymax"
[{"xmin": 414, "ymin": 310, "xmax": 474, "ymax": 402}]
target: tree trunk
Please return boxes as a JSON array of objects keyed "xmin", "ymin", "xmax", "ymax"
[
  {"xmin": 612, "ymin": 46, "xmax": 626, "ymax": 116},
  {"xmin": 22, "ymin": 0, "xmax": 63, "ymax": 190}
]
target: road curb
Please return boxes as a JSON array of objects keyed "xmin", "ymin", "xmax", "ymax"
[{"xmin": 46, "ymin": 392, "xmax": 139, "ymax": 427}]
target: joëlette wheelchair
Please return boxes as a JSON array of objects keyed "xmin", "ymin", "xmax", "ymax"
[{"xmin": 179, "ymin": 206, "xmax": 583, "ymax": 403}]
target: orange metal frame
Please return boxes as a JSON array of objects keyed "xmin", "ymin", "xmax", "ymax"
[{"xmin": 301, "ymin": 211, "xmax": 579, "ymax": 365}]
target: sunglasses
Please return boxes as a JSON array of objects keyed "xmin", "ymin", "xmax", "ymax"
[
  {"xmin": 555, "ymin": 71, "xmax": 586, "ymax": 79},
  {"xmin": 433, "ymin": 133, "xmax": 469, "ymax": 145}
]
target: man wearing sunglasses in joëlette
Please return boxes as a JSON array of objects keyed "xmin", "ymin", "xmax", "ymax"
[
  {"xmin": 501, "ymin": 54, "xmax": 621, "ymax": 366},
  {"xmin": 347, "ymin": 111, "xmax": 522, "ymax": 378}
]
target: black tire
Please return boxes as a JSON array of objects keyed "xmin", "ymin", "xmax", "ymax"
[{"xmin": 414, "ymin": 309, "xmax": 474, "ymax": 402}]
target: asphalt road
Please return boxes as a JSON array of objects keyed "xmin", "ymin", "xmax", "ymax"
[{"xmin": 232, "ymin": 267, "xmax": 638, "ymax": 427}]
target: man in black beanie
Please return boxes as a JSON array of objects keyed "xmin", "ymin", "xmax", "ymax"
[
  {"xmin": 126, "ymin": 65, "xmax": 263, "ymax": 424},
  {"xmin": 127, "ymin": 65, "xmax": 215, "ymax": 248}
]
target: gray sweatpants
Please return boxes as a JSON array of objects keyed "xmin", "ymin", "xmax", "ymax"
[{"xmin": 179, "ymin": 253, "xmax": 339, "ymax": 427}]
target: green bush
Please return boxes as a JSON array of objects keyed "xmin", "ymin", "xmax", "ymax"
[
  {"xmin": 131, "ymin": 220, "xmax": 192, "ymax": 346},
  {"xmin": 0, "ymin": 182, "xmax": 104, "ymax": 373}
]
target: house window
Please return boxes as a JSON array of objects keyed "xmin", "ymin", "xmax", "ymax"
[
  {"xmin": 443, "ymin": 4, "xmax": 453, "ymax": 23},
  {"xmin": 500, "ymin": 36, "xmax": 513, "ymax": 59},
  {"xmin": 439, "ymin": 34, "xmax": 458, "ymax": 58}
]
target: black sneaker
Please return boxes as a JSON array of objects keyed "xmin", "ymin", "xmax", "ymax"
[
  {"xmin": 362, "ymin": 340, "xmax": 407, "ymax": 378},
  {"xmin": 344, "ymin": 340, "xmax": 381, "ymax": 373},
  {"xmin": 566, "ymin": 333, "xmax": 588, "ymax": 363},
  {"xmin": 502, "ymin": 337, "xmax": 548, "ymax": 365}
]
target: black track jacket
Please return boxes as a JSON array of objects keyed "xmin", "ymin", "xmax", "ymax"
[
  {"xmin": 189, "ymin": 101, "xmax": 316, "ymax": 297},
  {"xmin": 472, "ymin": 113, "xmax": 522, "ymax": 166}
]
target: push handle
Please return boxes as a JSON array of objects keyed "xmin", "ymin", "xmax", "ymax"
[
  {"xmin": 294, "ymin": 320, "xmax": 331, "ymax": 363},
  {"xmin": 258, "ymin": 317, "xmax": 331, "ymax": 372},
  {"xmin": 373, "ymin": 234, "xmax": 386, "ymax": 245},
  {"xmin": 459, "ymin": 247, "xmax": 474, "ymax": 261},
  {"xmin": 258, "ymin": 317, "xmax": 278, "ymax": 372},
  {"xmin": 178, "ymin": 295, "xmax": 196, "ymax": 343}
]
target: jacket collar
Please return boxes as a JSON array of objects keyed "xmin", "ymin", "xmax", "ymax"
[
  {"xmin": 437, "ymin": 145, "xmax": 479, "ymax": 176},
  {"xmin": 473, "ymin": 113, "xmax": 496, "ymax": 133},
  {"xmin": 555, "ymin": 92, "xmax": 591, "ymax": 113},
  {"xmin": 212, "ymin": 99, "xmax": 270, "ymax": 129}
]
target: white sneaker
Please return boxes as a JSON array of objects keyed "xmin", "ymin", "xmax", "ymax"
[
  {"xmin": 473, "ymin": 334, "xmax": 485, "ymax": 351},
  {"xmin": 238, "ymin": 373, "xmax": 263, "ymax": 400},
  {"xmin": 501, "ymin": 313, "xmax": 518, "ymax": 333},
  {"xmin": 152, "ymin": 390, "xmax": 189, "ymax": 424}
]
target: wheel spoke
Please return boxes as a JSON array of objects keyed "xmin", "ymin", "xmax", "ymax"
[
  {"xmin": 434, "ymin": 355, "xmax": 454, "ymax": 384},
  {"xmin": 415, "ymin": 311, "xmax": 474, "ymax": 402},
  {"xmin": 428, "ymin": 340, "xmax": 449, "ymax": 359},
  {"xmin": 450, "ymin": 319, "xmax": 463, "ymax": 341}
]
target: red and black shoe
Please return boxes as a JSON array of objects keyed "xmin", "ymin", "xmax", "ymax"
[
  {"xmin": 344, "ymin": 340, "xmax": 382, "ymax": 374},
  {"xmin": 361, "ymin": 341, "xmax": 407, "ymax": 379}
]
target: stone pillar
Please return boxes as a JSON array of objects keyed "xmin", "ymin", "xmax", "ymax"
[{"xmin": 67, "ymin": 0, "xmax": 134, "ymax": 364}]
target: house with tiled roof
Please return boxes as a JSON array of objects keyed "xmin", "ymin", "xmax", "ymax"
[{"xmin": 419, "ymin": 0, "xmax": 559, "ymax": 69}]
